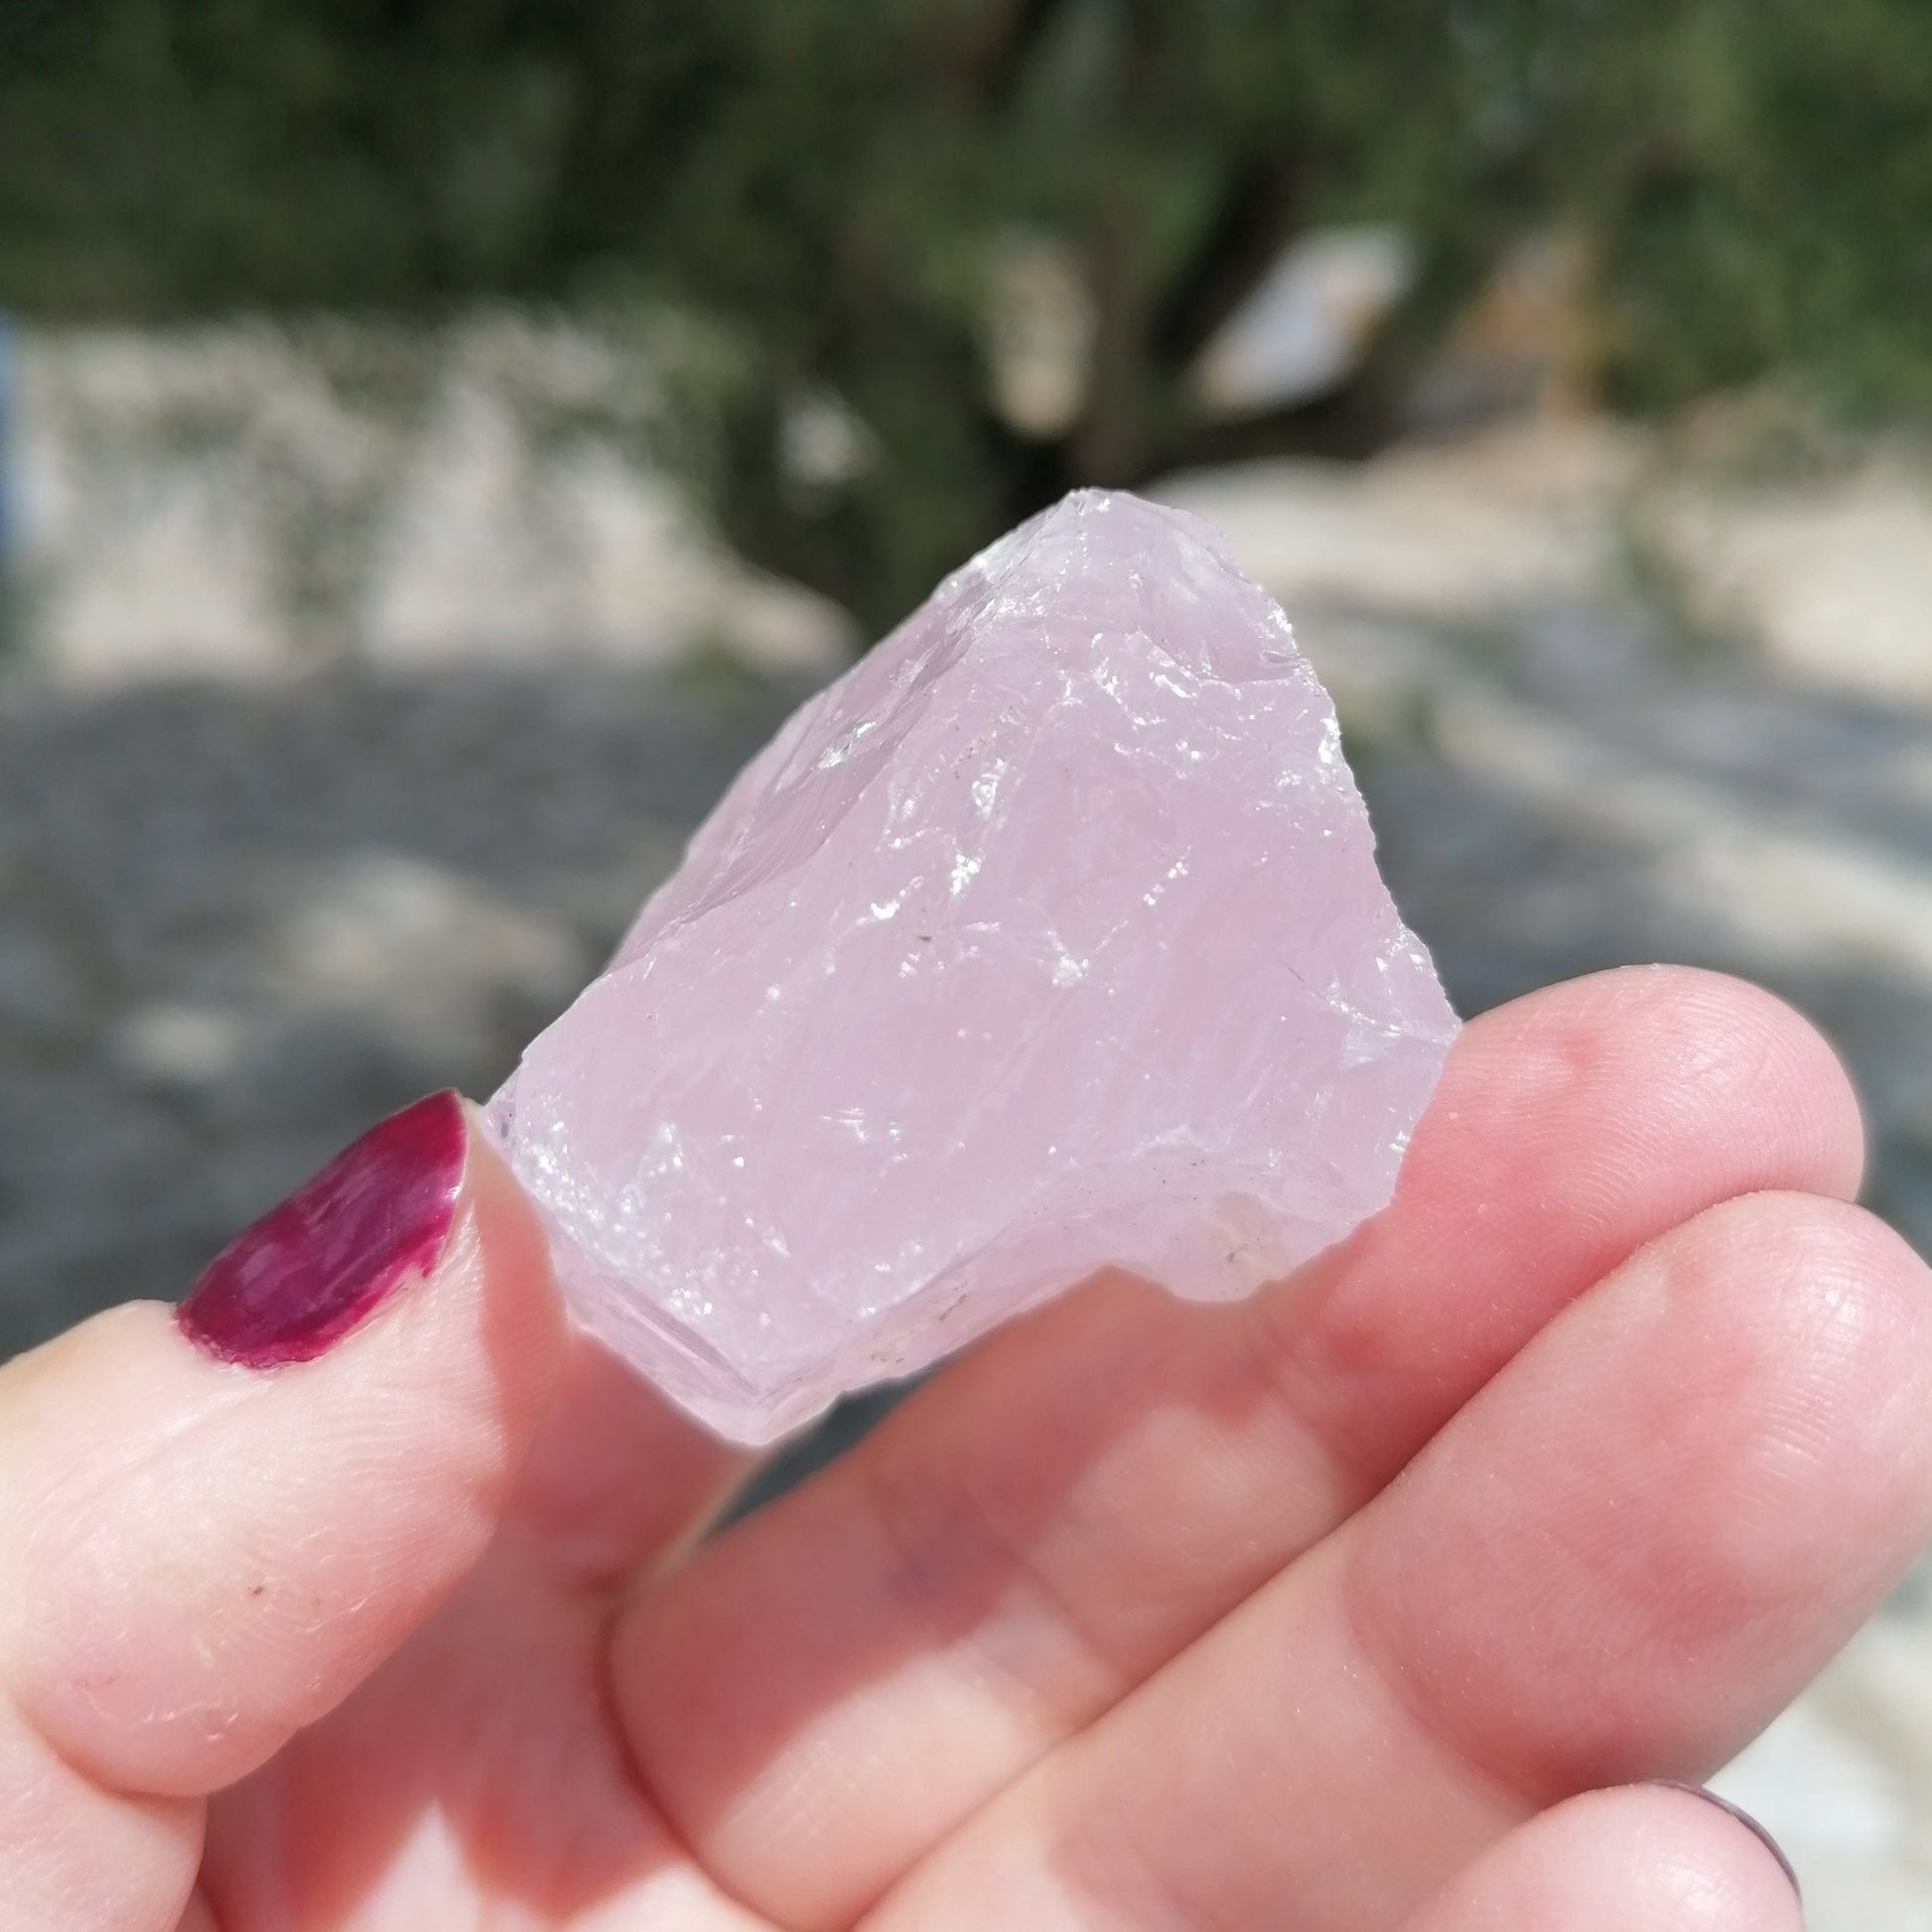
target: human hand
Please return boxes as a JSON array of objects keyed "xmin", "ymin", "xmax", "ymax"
[{"xmin": 4, "ymin": 966, "xmax": 1925, "ymax": 1930}]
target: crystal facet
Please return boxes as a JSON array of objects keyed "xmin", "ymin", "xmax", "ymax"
[{"xmin": 485, "ymin": 489, "xmax": 1457, "ymax": 1443}]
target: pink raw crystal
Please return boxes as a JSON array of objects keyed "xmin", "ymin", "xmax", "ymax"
[{"xmin": 485, "ymin": 489, "xmax": 1456, "ymax": 1443}]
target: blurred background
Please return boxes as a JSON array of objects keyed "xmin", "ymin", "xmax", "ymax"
[{"xmin": 2, "ymin": 2, "xmax": 1931, "ymax": 1921}]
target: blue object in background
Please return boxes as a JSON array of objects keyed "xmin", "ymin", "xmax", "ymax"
[
  {"xmin": 0, "ymin": 312, "xmax": 14, "ymax": 574},
  {"xmin": 0, "ymin": 311, "xmax": 16, "ymax": 654}
]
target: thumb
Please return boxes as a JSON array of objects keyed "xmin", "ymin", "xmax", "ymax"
[{"xmin": 0, "ymin": 1091, "xmax": 566, "ymax": 1810}]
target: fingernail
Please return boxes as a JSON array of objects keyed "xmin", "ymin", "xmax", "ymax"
[
  {"xmin": 177, "ymin": 1092, "xmax": 468, "ymax": 1367},
  {"xmin": 1650, "ymin": 1781, "xmax": 1802, "ymax": 1902}
]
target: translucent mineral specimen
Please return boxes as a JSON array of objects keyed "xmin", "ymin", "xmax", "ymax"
[{"xmin": 485, "ymin": 490, "xmax": 1457, "ymax": 1443}]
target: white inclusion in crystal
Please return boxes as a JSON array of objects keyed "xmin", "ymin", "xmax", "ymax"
[{"xmin": 817, "ymin": 719, "xmax": 879, "ymax": 768}]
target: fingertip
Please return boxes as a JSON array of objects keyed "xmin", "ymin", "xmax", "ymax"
[
  {"xmin": 1645, "ymin": 1781, "xmax": 1801, "ymax": 1903},
  {"xmin": 1355, "ymin": 1182, "xmax": 1932, "ymax": 1807},
  {"xmin": 0, "ymin": 1096, "xmax": 567, "ymax": 1801},
  {"xmin": 1404, "ymin": 1784, "xmax": 1805, "ymax": 1932},
  {"xmin": 1470, "ymin": 965, "xmax": 1865, "ymax": 1204},
  {"xmin": 1656, "ymin": 968, "xmax": 1866, "ymax": 1203}
]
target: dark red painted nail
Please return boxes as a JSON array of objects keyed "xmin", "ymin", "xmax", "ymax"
[
  {"xmin": 177, "ymin": 1092, "xmax": 468, "ymax": 1367},
  {"xmin": 1649, "ymin": 1781, "xmax": 1801, "ymax": 1902}
]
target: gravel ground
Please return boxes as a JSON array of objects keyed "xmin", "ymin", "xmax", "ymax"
[{"xmin": 5, "ymin": 474, "xmax": 1932, "ymax": 1920}]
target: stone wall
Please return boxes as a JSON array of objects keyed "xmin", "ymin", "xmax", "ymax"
[{"xmin": 3, "ymin": 316, "xmax": 850, "ymax": 684}]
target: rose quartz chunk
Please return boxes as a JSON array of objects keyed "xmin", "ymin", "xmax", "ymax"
[{"xmin": 484, "ymin": 490, "xmax": 1456, "ymax": 1443}]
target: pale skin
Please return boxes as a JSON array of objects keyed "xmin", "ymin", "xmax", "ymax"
[{"xmin": 3, "ymin": 966, "xmax": 1929, "ymax": 1931}]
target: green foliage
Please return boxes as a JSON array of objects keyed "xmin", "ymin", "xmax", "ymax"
[
  {"xmin": 1581, "ymin": 0, "xmax": 1932, "ymax": 418},
  {"xmin": 2, "ymin": 0, "xmax": 1928, "ymax": 624}
]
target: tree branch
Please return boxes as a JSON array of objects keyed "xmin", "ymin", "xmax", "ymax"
[
  {"xmin": 1149, "ymin": 145, "xmax": 1317, "ymax": 371},
  {"xmin": 948, "ymin": 0, "xmax": 1077, "ymax": 106}
]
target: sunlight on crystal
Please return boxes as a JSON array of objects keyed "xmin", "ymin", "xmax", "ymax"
[{"xmin": 484, "ymin": 490, "xmax": 1457, "ymax": 1444}]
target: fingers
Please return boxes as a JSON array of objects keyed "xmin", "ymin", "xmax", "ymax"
[
  {"xmin": 863, "ymin": 1189, "xmax": 1932, "ymax": 1931},
  {"xmin": 0, "ymin": 1096, "xmax": 566, "ymax": 1927},
  {"xmin": 0, "ymin": 1708, "xmax": 198, "ymax": 1932},
  {"xmin": 1350, "ymin": 1192, "xmax": 1932, "ymax": 1802},
  {"xmin": 1399, "ymin": 1786, "xmax": 1804, "ymax": 1932},
  {"xmin": 609, "ymin": 967, "xmax": 1863, "ymax": 1926}
]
